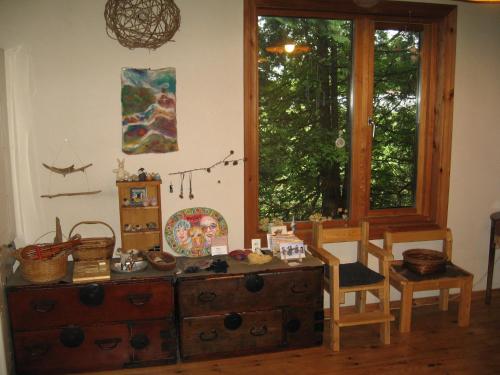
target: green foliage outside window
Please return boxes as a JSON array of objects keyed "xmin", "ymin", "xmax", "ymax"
[{"xmin": 258, "ymin": 17, "xmax": 421, "ymax": 222}]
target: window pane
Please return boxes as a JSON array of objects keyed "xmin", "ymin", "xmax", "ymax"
[
  {"xmin": 370, "ymin": 28, "xmax": 421, "ymax": 210},
  {"xmin": 258, "ymin": 16, "xmax": 353, "ymax": 222}
]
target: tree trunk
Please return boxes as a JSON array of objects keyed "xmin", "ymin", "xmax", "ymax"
[{"xmin": 316, "ymin": 27, "xmax": 342, "ymax": 217}]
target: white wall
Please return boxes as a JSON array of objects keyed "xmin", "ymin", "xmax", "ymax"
[
  {"xmin": 0, "ymin": 0, "xmax": 499, "ymax": 366},
  {"xmin": 0, "ymin": 0, "xmax": 244, "ymax": 252},
  {"xmin": 449, "ymin": 2, "xmax": 500, "ymax": 289}
]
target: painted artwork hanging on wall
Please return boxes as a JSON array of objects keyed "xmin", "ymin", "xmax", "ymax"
[{"xmin": 121, "ymin": 67, "xmax": 178, "ymax": 154}]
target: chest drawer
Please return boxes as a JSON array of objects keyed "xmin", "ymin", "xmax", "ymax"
[
  {"xmin": 283, "ymin": 306, "xmax": 323, "ymax": 348},
  {"xmin": 180, "ymin": 309, "xmax": 283, "ymax": 360},
  {"xmin": 178, "ymin": 268, "xmax": 322, "ymax": 317},
  {"xmin": 128, "ymin": 318, "xmax": 177, "ymax": 366},
  {"xmin": 13, "ymin": 323, "xmax": 130, "ymax": 374},
  {"xmin": 8, "ymin": 279, "xmax": 174, "ymax": 331}
]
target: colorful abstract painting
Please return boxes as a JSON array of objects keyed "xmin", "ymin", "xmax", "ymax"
[{"xmin": 121, "ymin": 68, "xmax": 178, "ymax": 154}]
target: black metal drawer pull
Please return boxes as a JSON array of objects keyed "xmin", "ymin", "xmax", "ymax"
[
  {"xmin": 25, "ymin": 343, "xmax": 50, "ymax": 359},
  {"xmin": 224, "ymin": 312, "xmax": 243, "ymax": 330},
  {"xmin": 286, "ymin": 319, "xmax": 301, "ymax": 333},
  {"xmin": 245, "ymin": 274, "xmax": 264, "ymax": 292},
  {"xmin": 79, "ymin": 284, "xmax": 105, "ymax": 307},
  {"xmin": 250, "ymin": 325, "xmax": 268, "ymax": 337},
  {"xmin": 130, "ymin": 334, "xmax": 150, "ymax": 350},
  {"xmin": 128, "ymin": 293, "xmax": 152, "ymax": 306},
  {"xmin": 95, "ymin": 338, "xmax": 122, "ymax": 350},
  {"xmin": 31, "ymin": 299, "xmax": 56, "ymax": 313},
  {"xmin": 291, "ymin": 282, "xmax": 308, "ymax": 294},
  {"xmin": 198, "ymin": 291, "xmax": 216, "ymax": 303},
  {"xmin": 60, "ymin": 326, "xmax": 85, "ymax": 348},
  {"xmin": 199, "ymin": 329, "xmax": 218, "ymax": 341}
]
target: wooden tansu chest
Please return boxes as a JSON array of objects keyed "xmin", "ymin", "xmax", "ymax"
[
  {"xmin": 6, "ymin": 256, "xmax": 324, "ymax": 372},
  {"xmin": 6, "ymin": 264, "xmax": 177, "ymax": 374},
  {"xmin": 176, "ymin": 256, "xmax": 324, "ymax": 360}
]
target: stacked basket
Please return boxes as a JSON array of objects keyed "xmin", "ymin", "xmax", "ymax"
[
  {"xmin": 14, "ymin": 235, "xmax": 81, "ymax": 283},
  {"xmin": 69, "ymin": 221, "xmax": 115, "ymax": 260}
]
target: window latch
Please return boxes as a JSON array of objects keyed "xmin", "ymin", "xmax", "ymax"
[{"xmin": 368, "ymin": 117, "xmax": 376, "ymax": 138}]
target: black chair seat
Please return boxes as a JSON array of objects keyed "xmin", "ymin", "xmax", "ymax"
[{"xmin": 339, "ymin": 262, "xmax": 385, "ymax": 287}]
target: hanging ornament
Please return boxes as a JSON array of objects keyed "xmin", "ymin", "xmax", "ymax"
[
  {"xmin": 179, "ymin": 173, "xmax": 185, "ymax": 199},
  {"xmin": 167, "ymin": 150, "xmax": 246, "ymax": 199},
  {"xmin": 335, "ymin": 130, "xmax": 346, "ymax": 149},
  {"xmin": 409, "ymin": 45, "xmax": 419, "ymax": 63},
  {"xmin": 188, "ymin": 172, "xmax": 194, "ymax": 200},
  {"xmin": 104, "ymin": 0, "xmax": 181, "ymax": 50}
]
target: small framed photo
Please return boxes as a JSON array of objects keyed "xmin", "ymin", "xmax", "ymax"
[
  {"xmin": 130, "ymin": 187, "xmax": 147, "ymax": 205},
  {"xmin": 211, "ymin": 235, "xmax": 229, "ymax": 256},
  {"xmin": 251, "ymin": 239, "xmax": 261, "ymax": 252},
  {"xmin": 279, "ymin": 242, "xmax": 306, "ymax": 261}
]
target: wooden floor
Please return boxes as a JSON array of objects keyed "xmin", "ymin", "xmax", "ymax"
[{"xmin": 84, "ymin": 290, "xmax": 500, "ymax": 375}]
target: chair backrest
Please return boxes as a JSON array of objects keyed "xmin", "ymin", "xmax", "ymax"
[
  {"xmin": 383, "ymin": 228, "xmax": 452, "ymax": 261},
  {"xmin": 312, "ymin": 221, "xmax": 369, "ymax": 263}
]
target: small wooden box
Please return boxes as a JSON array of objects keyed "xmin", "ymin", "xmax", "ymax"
[{"xmin": 72, "ymin": 260, "xmax": 110, "ymax": 283}]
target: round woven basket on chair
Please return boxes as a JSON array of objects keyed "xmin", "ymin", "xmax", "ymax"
[
  {"xmin": 69, "ymin": 221, "xmax": 115, "ymax": 261},
  {"xmin": 403, "ymin": 249, "xmax": 447, "ymax": 275}
]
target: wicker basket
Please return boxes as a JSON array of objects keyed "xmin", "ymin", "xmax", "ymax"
[
  {"xmin": 146, "ymin": 251, "xmax": 176, "ymax": 271},
  {"xmin": 14, "ymin": 247, "xmax": 71, "ymax": 283},
  {"xmin": 403, "ymin": 249, "xmax": 447, "ymax": 275},
  {"xmin": 69, "ymin": 221, "xmax": 115, "ymax": 261}
]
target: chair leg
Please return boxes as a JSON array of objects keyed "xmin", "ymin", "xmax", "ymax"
[
  {"xmin": 439, "ymin": 288, "xmax": 450, "ymax": 311},
  {"xmin": 399, "ymin": 284, "xmax": 413, "ymax": 333},
  {"xmin": 458, "ymin": 276, "xmax": 473, "ymax": 327},
  {"xmin": 379, "ymin": 286, "xmax": 390, "ymax": 344},
  {"xmin": 332, "ymin": 321, "xmax": 340, "ymax": 352},
  {"xmin": 355, "ymin": 290, "xmax": 367, "ymax": 313},
  {"xmin": 380, "ymin": 321, "xmax": 390, "ymax": 345},
  {"xmin": 332, "ymin": 265, "xmax": 341, "ymax": 351},
  {"xmin": 329, "ymin": 290, "xmax": 335, "ymax": 351}
]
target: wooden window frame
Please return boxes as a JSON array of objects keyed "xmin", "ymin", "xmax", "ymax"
[{"xmin": 244, "ymin": 0, "xmax": 457, "ymax": 245}]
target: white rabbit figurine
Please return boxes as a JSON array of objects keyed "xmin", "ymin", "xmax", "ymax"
[{"xmin": 113, "ymin": 158, "xmax": 130, "ymax": 181}]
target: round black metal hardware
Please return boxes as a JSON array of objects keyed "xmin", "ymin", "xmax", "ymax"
[
  {"xmin": 130, "ymin": 334, "xmax": 150, "ymax": 350},
  {"xmin": 198, "ymin": 291, "xmax": 217, "ymax": 303},
  {"xmin": 250, "ymin": 325, "xmax": 268, "ymax": 336},
  {"xmin": 199, "ymin": 329, "xmax": 218, "ymax": 341},
  {"xmin": 79, "ymin": 283, "xmax": 105, "ymax": 307},
  {"xmin": 245, "ymin": 274, "xmax": 264, "ymax": 293},
  {"xmin": 224, "ymin": 313, "xmax": 243, "ymax": 330},
  {"xmin": 60, "ymin": 326, "xmax": 85, "ymax": 348},
  {"xmin": 286, "ymin": 319, "xmax": 301, "ymax": 333},
  {"xmin": 32, "ymin": 299, "xmax": 56, "ymax": 313},
  {"xmin": 95, "ymin": 338, "xmax": 122, "ymax": 350}
]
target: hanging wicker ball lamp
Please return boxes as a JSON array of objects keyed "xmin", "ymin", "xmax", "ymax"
[{"xmin": 104, "ymin": 0, "xmax": 181, "ymax": 50}]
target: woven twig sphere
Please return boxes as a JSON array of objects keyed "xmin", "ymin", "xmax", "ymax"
[{"xmin": 105, "ymin": 0, "xmax": 180, "ymax": 50}]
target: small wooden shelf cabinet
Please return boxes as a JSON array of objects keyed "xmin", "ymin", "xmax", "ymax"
[{"xmin": 116, "ymin": 180, "xmax": 163, "ymax": 251}]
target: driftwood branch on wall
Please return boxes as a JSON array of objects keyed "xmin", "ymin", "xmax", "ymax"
[
  {"xmin": 42, "ymin": 163, "xmax": 93, "ymax": 177},
  {"xmin": 40, "ymin": 191, "xmax": 102, "ymax": 199}
]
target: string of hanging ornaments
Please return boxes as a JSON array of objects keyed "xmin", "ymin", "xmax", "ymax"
[
  {"xmin": 104, "ymin": 0, "xmax": 181, "ymax": 50},
  {"xmin": 168, "ymin": 150, "xmax": 246, "ymax": 200}
]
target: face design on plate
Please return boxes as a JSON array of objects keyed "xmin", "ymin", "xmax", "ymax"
[{"xmin": 200, "ymin": 215, "xmax": 220, "ymax": 246}]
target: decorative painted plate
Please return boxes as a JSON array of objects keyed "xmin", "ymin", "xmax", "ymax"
[{"xmin": 165, "ymin": 207, "xmax": 228, "ymax": 257}]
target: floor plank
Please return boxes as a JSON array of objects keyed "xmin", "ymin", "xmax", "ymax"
[{"xmin": 81, "ymin": 290, "xmax": 500, "ymax": 375}]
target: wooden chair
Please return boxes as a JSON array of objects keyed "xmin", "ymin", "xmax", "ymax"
[
  {"xmin": 311, "ymin": 221, "xmax": 394, "ymax": 351},
  {"xmin": 384, "ymin": 228, "xmax": 473, "ymax": 333}
]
